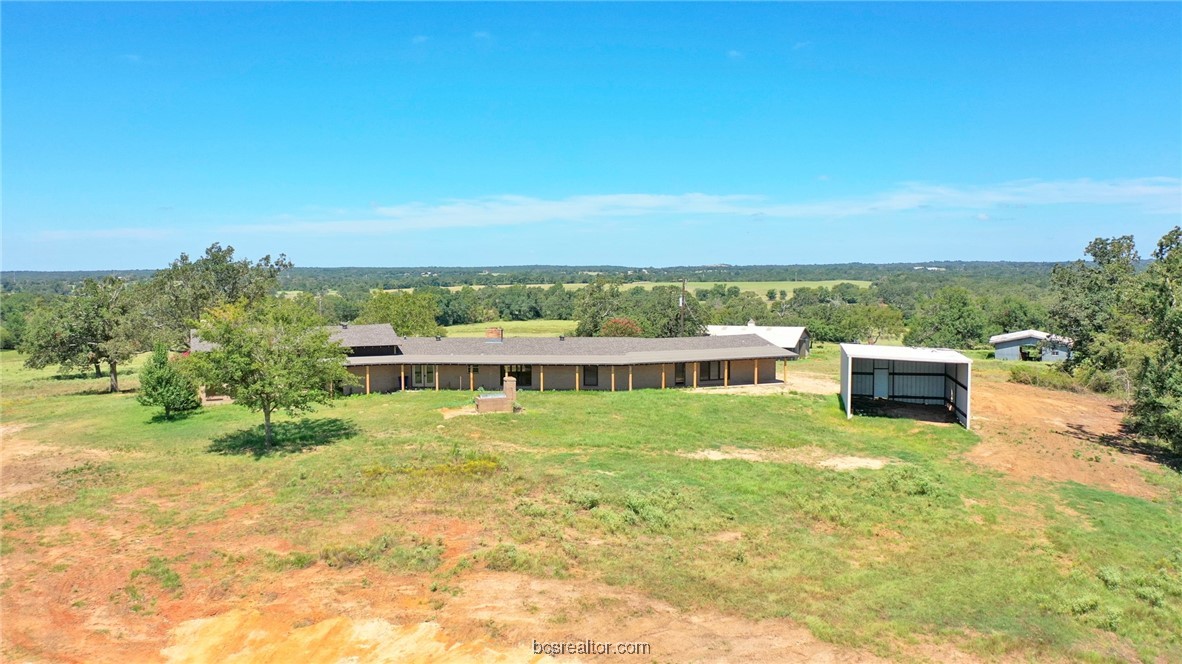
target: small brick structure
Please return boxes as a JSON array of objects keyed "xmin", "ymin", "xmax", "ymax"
[{"xmin": 475, "ymin": 376, "xmax": 516, "ymax": 414}]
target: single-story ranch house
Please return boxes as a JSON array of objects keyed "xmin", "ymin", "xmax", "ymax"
[
  {"xmin": 706, "ymin": 322, "xmax": 810, "ymax": 359},
  {"xmin": 193, "ymin": 324, "xmax": 795, "ymax": 395},
  {"xmin": 988, "ymin": 329, "xmax": 1073, "ymax": 362}
]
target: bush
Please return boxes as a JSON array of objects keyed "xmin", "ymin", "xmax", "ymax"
[
  {"xmin": 1008, "ymin": 364, "xmax": 1083, "ymax": 393},
  {"xmin": 137, "ymin": 344, "xmax": 200, "ymax": 417}
]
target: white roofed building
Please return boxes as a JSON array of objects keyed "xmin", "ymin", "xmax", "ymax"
[{"xmin": 706, "ymin": 321, "xmax": 810, "ymax": 359}]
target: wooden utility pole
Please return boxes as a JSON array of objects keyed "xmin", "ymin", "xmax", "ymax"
[{"xmin": 678, "ymin": 278, "xmax": 686, "ymax": 337}]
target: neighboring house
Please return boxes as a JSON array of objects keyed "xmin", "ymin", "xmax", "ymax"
[
  {"xmin": 706, "ymin": 321, "xmax": 810, "ymax": 359},
  {"xmin": 193, "ymin": 323, "xmax": 795, "ymax": 397},
  {"xmin": 988, "ymin": 329, "xmax": 1073, "ymax": 362}
]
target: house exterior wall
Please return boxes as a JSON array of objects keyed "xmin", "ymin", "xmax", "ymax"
[
  {"xmin": 352, "ymin": 358, "xmax": 784, "ymax": 393},
  {"xmin": 993, "ymin": 337, "xmax": 1072, "ymax": 362}
]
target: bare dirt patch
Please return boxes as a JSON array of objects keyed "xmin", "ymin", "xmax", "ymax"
[
  {"xmin": 0, "ymin": 424, "xmax": 110, "ymax": 499},
  {"xmin": 693, "ymin": 370, "xmax": 839, "ymax": 396},
  {"xmin": 965, "ymin": 378, "xmax": 1165, "ymax": 499},
  {"xmin": 680, "ymin": 445, "xmax": 891, "ymax": 471},
  {"xmin": 162, "ymin": 609, "xmax": 549, "ymax": 663},
  {"xmin": 440, "ymin": 404, "xmax": 479, "ymax": 419},
  {"xmin": 2, "ymin": 497, "xmax": 897, "ymax": 664}
]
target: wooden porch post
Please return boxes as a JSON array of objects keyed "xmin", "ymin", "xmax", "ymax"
[
  {"xmin": 724, "ymin": 360, "xmax": 729, "ymax": 387},
  {"xmin": 540, "ymin": 365, "xmax": 545, "ymax": 392},
  {"xmin": 611, "ymin": 366, "xmax": 616, "ymax": 392},
  {"xmin": 628, "ymin": 365, "xmax": 633, "ymax": 391},
  {"xmin": 575, "ymin": 365, "xmax": 581, "ymax": 392},
  {"xmin": 400, "ymin": 365, "xmax": 405, "ymax": 392},
  {"xmin": 693, "ymin": 362, "xmax": 699, "ymax": 388},
  {"xmin": 754, "ymin": 359, "xmax": 759, "ymax": 385},
  {"xmin": 365, "ymin": 366, "xmax": 371, "ymax": 394},
  {"xmin": 661, "ymin": 364, "xmax": 667, "ymax": 389},
  {"xmin": 469, "ymin": 366, "xmax": 475, "ymax": 391},
  {"xmin": 434, "ymin": 365, "xmax": 440, "ymax": 391}
]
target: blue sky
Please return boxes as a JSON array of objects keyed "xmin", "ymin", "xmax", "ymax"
[{"xmin": 3, "ymin": 2, "xmax": 1180, "ymax": 270}]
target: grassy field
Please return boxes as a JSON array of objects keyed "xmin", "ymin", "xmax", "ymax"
[
  {"xmin": 445, "ymin": 319, "xmax": 577, "ymax": 337},
  {"xmin": 2, "ymin": 349, "xmax": 1180, "ymax": 661},
  {"xmin": 388, "ymin": 279, "xmax": 872, "ymax": 296}
]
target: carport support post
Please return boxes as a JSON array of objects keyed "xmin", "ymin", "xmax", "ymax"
[
  {"xmin": 693, "ymin": 362, "xmax": 699, "ymax": 388},
  {"xmin": 611, "ymin": 366, "xmax": 616, "ymax": 392},
  {"xmin": 724, "ymin": 360, "xmax": 729, "ymax": 387},
  {"xmin": 434, "ymin": 365, "xmax": 439, "ymax": 392},
  {"xmin": 754, "ymin": 359, "xmax": 759, "ymax": 385},
  {"xmin": 469, "ymin": 366, "xmax": 474, "ymax": 391},
  {"xmin": 540, "ymin": 365, "xmax": 545, "ymax": 392},
  {"xmin": 365, "ymin": 366, "xmax": 371, "ymax": 395},
  {"xmin": 628, "ymin": 365, "xmax": 633, "ymax": 391},
  {"xmin": 400, "ymin": 365, "xmax": 405, "ymax": 392},
  {"xmin": 661, "ymin": 364, "xmax": 666, "ymax": 389},
  {"xmin": 575, "ymin": 366, "xmax": 580, "ymax": 392},
  {"xmin": 965, "ymin": 363, "xmax": 972, "ymax": 431}
]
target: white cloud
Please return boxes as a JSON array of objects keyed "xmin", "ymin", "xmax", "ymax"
[{"xmin": 215, "ymin": 177, "xmax": 1181, "ymax": 237}]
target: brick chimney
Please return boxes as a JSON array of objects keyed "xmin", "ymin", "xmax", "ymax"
[
  {"xmin": 485, "ymin": 327, "xmax": 504, "ymax": 341},
  {"xmin": 502, "ymin": 376, "xmax": 517, "ymax": 401}
]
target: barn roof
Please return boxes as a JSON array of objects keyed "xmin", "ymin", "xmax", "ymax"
[
  {"xmin": 988, "ymin": 329, "xmax": 1073, "ymax": 346},
  {"xmin": 839, "ymin": 343, "xmax": 971, "ymax": 365},
  {"xmin": 706, "ymin": 322, "xmax": 808, "ymax": 349}
]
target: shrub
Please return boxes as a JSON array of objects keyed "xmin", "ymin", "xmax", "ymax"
[
  {"xmin": 137, "ymin": 344, "xmax": 200, "ymax": 417},
  {"xmin": 1007, "ymin": 364, "xmax": 1083, "ymax": 393}
]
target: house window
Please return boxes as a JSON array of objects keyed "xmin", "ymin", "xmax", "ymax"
[
  {"xmin": 504, "ymin": 364, "xmax": 532, "ymax": 387},
  {"xmin": 413, "ymin": 365, "xmax": 435, "ymax": 387},
  {"xmin": 674, "ymin": 363, "xmax": 686, "ymax": 385},
  {"xmin": 701, "ymin": 361, "xmax": 722, "ymax": 381},
  {"xmin": 583, "ymin": 365, "xmax": 599, "ymax": 387},
  {"xmin": 469, "ymin": 365, "xmax": 480, "ymax": 373}
]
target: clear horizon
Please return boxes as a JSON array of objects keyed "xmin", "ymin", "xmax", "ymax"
[{"xmin": 3, "ymin": 3, "xmax": 1180, "ymax": 271}]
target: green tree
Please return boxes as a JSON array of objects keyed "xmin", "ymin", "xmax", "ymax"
[
  {"xmin": 143, "ymin": 243, "xmax": 292, "ymax": 348},
  {"xmin": 191, "ymin": 299, "xmax": 356, "ymax": 446},
  {"xmin": 712, "ymin": 292, "xmax": 769, "ymax": 326},
  {"xmin": 21, "ymin": 276, "xmax": 142, "ymax": 392},
  {"xmin": 634, "ymin": 285, "xmax": 707, "ymax": 337},
  {"xmin": 136, "ymin": 344, "xmax": 200, "ymax": 418},
  {"xmin": 356, "ymin": 291, "xmax": 444, "ymax": 336},
  {"xmin": 541, "ymin": 283, "xmax": 576, "ymax": 320},
  {"xmin": 573, "ymin": 279, "xmax": 623, "ymax": 337},
  {"xmin": 1131, "ymin": 226, "xmax": 1182, "ymax": 451},
  {"xmin": 1049, "ymin": 235, "xmax": 1146, "ymax": 371},
  {"xmin": 903, "ymin": 287, "xmax": 987, "ymax": 349},
  {"xmin": 849, "ymin": 304, "xmax": 906, "ymax": 344}
]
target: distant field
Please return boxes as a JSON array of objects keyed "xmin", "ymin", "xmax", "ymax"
[
  {"xmin": 445, "ymin": 319, "xmax": 576, "ymax": 337},
  {"xmin": 388, "ymin": 280, "xmax": 871, "ymax": 296}
]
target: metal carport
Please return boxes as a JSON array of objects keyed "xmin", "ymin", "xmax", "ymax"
[{"xmin": 839, "ymin": 343, "xmax": 972, "ymax": 429}]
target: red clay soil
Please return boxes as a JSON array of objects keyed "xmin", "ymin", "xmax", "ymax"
[
  {"xmin": 966, "ymin": 378, "xmax": 1166, "ymax": 499},
  {"xmin": 1, "ymin": 488, "xmax": 893, "ymax": 664}
]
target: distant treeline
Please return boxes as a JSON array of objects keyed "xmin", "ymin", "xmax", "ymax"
[{"xmin": 2, "ymin": 261, "xmax": 1062, "ymax": 295}]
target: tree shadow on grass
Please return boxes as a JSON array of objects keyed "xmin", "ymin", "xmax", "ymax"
[
  {"xmin": 208, "ymin": 418, "xmax": 360, "ymax": 459},
  {"xmin": 1061, "ymin": 422, "xmax": 1182, "ymax": 471},
  {"xmin": 147, "ymin": 409, "xmax": 200, "ymax": 424}
]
